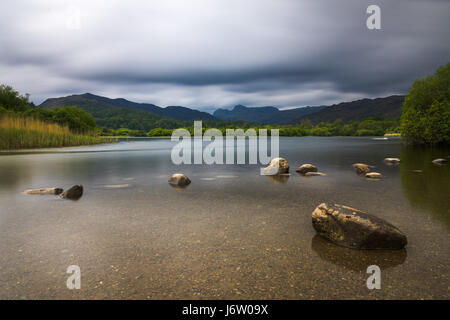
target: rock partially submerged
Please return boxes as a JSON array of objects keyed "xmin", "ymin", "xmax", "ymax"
[
  {"xmin": 384, "ymin": 157, "xmax": 400, "ymax": 165},
  {"xmin": 262, "ymin": 158, "xmax": 289, "ymax": 175},
  {"xmin": 104, "ymin": 184, "xmax": 131, "ymax": 189},
  {"xmin": 304, "ymin": 172, "xmax": 327, "ymax": 177},
  {"xmin": 365, "ymin": 172, "xmax": 383, "ymax": 179},
  {"xmin": 168, "ymin": 173, "xmax": 191, "ymax": 187},
  {"xmin": 352, "ymin": 163, "xmax": 373, "ymax": 174},
  {"xmin": 296, "ymin": 164, "xmax": 318, "ymax": 175},
  {"xmin": 23, "ymin": 187, "xmax": 63, "ymax": 195},
  {"xmin": 60, "ymin": 185, "xmax": 83, "ymax": 200},
  {"xmin": 432, "ymin": 158, "xmax": 448, "ymax": 165},
  {"xmin": 312, "ymin": 203, "xmax": 407, "ymax": 250}
]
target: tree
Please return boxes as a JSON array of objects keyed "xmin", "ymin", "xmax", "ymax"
[
  {"xmin": 400, "ymin": 63, "xmax": 450, "ymax": 144},
  {"xmin": 52, "ymin": 106, "xmax": 97, "ymax": 133},
  {"xmin": 0, "ymin": 84, "xmax": 30, "ymax": 112}
]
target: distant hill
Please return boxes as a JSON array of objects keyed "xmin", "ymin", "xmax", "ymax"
[
  {"xmin": 297, "ymin": 95, "xmax": 405, "ymax": 124},
  {"xmin": 40, "ymin": 93, "xmax": 216, "ymax": 121},
  {"xmin": 213, "ymin": 105, "xmax": 326, "ymax": 124},
  {"xmin": 213, "ymin": 95, "xmax": 404, "ymax": 124}
]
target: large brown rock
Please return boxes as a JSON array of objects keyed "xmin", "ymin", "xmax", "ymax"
[
  {"xmin": 262, "ymin": 158, "xmax": 289, "ymax": 175},
  {"xmin": 312, "ymin": 203, "xmax": 407, "ymax": 250},
  {"xmin": 296, "ymin": 164, "xmax": 318, "ymax": 175},
  {"xmin": 60, "ymin": 185, "xmax": 83, "ymax": 200}
]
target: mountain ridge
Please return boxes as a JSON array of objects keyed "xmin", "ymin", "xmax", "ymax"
[
  {"xmin": 39, "ymin": 93, "xmax": 405, "ymax": 127},
  {"xmin": 40, "ymin": 93, "xmax": 216, "ymax": 121},
  {"xmin": 213, "ymin": 95, "xmax": 405, "ymax": 124}
]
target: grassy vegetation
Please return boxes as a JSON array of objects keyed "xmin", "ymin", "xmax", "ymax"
[
  {"xmin": 0, "ymin": 84, "xmax": 118, "ymax": 150},
  {"xmin": 0, "ymin": 114, "xmax": 112, "ymax": 149}
]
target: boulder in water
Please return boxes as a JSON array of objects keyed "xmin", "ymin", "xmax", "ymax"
[
  {"xmin": 168, "ymin": 174, "xmax": 191, "ymax": 187},
  {"xmin": 365, "ymin": 172, "xmax": 383, "ymax": 179},
  {"xmin": 304, "ymin": 172, "xmax": 327, "ymax": 177},
  {"xmin": 296, "ymin": 164, "xmax": 318, "ymax": 175},
  {"xmin": 312, "ymin": 203, "xmax": 407, "ymax": 250},
  {"xmin": 60, "ymin": 185, "xmax": 83, "ymax": 200},
  {"xmin": 384, "ymin": 158, "xmax": 400, "ymax": 165},
  {"xmin": 262, "ymin": 158, "xmax": 289, "ymax": 175},
  {"xmin": 352, "ymin": 163, "xmax": 373, "ymax": 174}
]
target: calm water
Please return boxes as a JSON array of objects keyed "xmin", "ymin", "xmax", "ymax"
[{"xmin": 0, "ymin": 137, "xmax": 449, "ymax": 299}]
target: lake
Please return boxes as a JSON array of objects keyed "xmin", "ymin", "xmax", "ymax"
[{"xmin": 0, "ymin": 137, "xmax": 448, "ymax": 299}]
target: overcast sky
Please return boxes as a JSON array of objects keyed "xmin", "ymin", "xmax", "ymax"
[{"xmin": 1, "ymin": 0, "xmax": 449, "ymax": 112}]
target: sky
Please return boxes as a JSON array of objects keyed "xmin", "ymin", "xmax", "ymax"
[{"xmin": 0, "ymin": 0, "xmax": 449, "ymax": 112}]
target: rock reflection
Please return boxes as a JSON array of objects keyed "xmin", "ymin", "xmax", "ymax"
[
  {"xmin": 0, "ymin": 160, "xmax": 31, "ymax": 191},
  {"xmin": 267, "ymin": 174, "xmax": 289, "ymax": 184},
  {"xmin": 311, "ymin": 235, "xmax": 407, "ymax": 271},
  {"xmin": 169, "ymin": 184, "xmax": 190, "ymax": 190},
  {"xmin": 400, "ymin": 145, "xmax": 450, "ymax": 229}
]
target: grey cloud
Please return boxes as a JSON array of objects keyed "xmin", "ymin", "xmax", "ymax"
[{"xmin": 0, "ymin": 0, "xmax": 449, "ymax": 109}]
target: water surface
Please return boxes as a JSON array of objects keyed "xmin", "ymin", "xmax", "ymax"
[{"xmin": 0, "ymin": 137, "xmax": 448, "ymax": 299}]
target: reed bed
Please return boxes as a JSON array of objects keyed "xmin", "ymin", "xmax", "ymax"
[{"xmin": 0, "ymin": 115, "xmax": 113, "ymax": 149}]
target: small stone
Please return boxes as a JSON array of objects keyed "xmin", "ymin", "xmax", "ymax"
[
  {"xmin": 384, "ymin": 157, "xmax": 400, "ymax": 164},
  {"xmin": 432, "ymin": 158, "xmax": 448, "ymax": 165},
  {"xmin": 23, "ymin": 187, "xmax": 63, "ymax": 195},
  {"xmin": 296, "ymin": 164, "xmax": 318, "ymax": 175},
  {"xmin": 352, "ymin": 163, "xmax": 374, "ymax": 174},
  {"xmin": 104, "ymin": 184, "xmax": 131, "ymax": 188},
  {"xmin": 60, "ymin": 185, "xmax": 83, "ymax": 200},
  {"xmin": 304, "ymin": 172, "xmax": 326, "ymax": 177},
  {"xmin": 168, "ymin": 173, "xmax": 191, "ymax": 187},
  {"xmin": 365, "ymin": 172, "xmax": 383, "ymax": 179}
]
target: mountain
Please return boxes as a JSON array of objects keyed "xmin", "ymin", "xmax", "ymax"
[
  {"xmin": 39, "ymin": 93, "xmax": 406, "ymax": 131},
  {"xmin": 297, "ymin": 95, "xmax": 405, "ymax": 124},
  {"xmin": 213, "ymin": 105, "xmax": 326, "ymax": 124},
  {"xmin": 39, "ymin": 93, "xmax": 216, "ymax": 121},
  {"xmin": 213, "ymin": 95, "xmax": 405, "ymax": 124}
]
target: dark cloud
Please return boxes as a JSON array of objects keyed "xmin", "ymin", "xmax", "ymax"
[{"xmin": 0, "ymin": 0, "xmax": 449, "ymax": 109}]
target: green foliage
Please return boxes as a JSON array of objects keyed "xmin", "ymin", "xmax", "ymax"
[
  {"xmin": 0, "ymin": 85, "xmax": 30, "ymax": 112},
  {"xmin": 0, "ymin": 85, "xmax": 107, "ymax": 149},
  {"xmin": 23, "ymin": 106, "xmax": 97, "ymax": 134},
  {"xmin": 0, "ymin": 106, "xmax": 8, "ymax": 115},
  {"xmin": 147, "ymin": 128, "xmax": 174, "ymax": 136},
  {"xmin": 400, "ymin": 63, "xmax": 450, "ymax": 144},
  {"xmin": 52, "ymin": 107, "xmax": 97, "ymax": 133},
  {"xmin": 275, "ymin": 118, "xmax": 399, "ymax": 137},
  {"xmin": 103, "ymin": 118, "xmax": 400, "ymax": 137}
]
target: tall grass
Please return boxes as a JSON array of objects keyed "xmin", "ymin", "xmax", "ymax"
[{"xmin": 0, "ymin": 114, "xmax": 113, "ymax": 149}]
